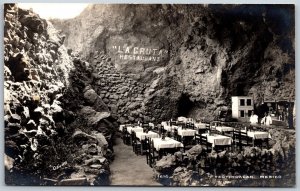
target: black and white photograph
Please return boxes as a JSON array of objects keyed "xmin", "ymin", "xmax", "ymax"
[{"xmin": 3, "ymin": 3, "xmax": 295, "ymax": 187}]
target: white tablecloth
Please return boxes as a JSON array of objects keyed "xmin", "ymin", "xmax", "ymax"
[
  {"xmin": 216, "ymin": 126, "xmax": 234, "ymax": 133},
  {"xmin": 246, "ymin": 131, "xmax": 271, "ymax": 140},
  {"xmin": 152, "ymin": 137, "xmax": 183, "ymax": 151},
  {"xmin": 202, "ymin": 133, "xmax": 233, "ymax": 148},
  {"xmin": 163, "ymin": 125, "xmax": 180, "ymax": 132},
  {"xmin": 149, "ymin": 123, "xmax": 155, "ymax": 128},
  {"xmin": 177, "ymin": 116, "xmax": 187, "ymax": 122},
  {"xmin": 127, "ymin": 126, "xmax": 144, "ymax": 134},
  {"xmin": 119, "ymin": 125, "xmax": 126, "ymax": 131},
  {"xmin": 194, "ymin": 123, "xmax": 208, "ymax": 129},
  {"xmin": 136, "ymin": 131, "xmax": 159, "ymax": 140},
  {"xmin": 177, "ymin": 128, "xmax": 196, "ymax": 137}
]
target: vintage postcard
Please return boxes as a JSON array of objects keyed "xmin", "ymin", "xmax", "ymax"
[{"xmin": 4, "ymin": 3, "xmax": 295, "ymax": 186}]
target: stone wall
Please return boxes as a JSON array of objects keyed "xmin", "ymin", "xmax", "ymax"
[{"xmin": 88, "ymin": 51, "xmax": 156, "ymax": 124}]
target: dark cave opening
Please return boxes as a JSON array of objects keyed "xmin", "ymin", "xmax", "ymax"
[{"xmin": 177, "ymin": 93, "xmax": 194, "ymax": 117}]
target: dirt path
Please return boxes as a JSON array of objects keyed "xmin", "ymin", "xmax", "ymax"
[{"xmin": 110, "ymin": 137, "xmax": 161, "ymax": 186}]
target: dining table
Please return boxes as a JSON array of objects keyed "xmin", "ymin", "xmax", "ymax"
[
  {"xmin": 194, "ymin": 123, "xmax": 208, "ymax": 129},
  {"xmin": 136, "ymin": 131, "xmax": 159, "ymax": 140},
  {"xmin": 177, "ymin": 128, "xmax": 196, "ymax": 137},
  {"xmin": 151, "ymin": 137, "xmax": 184, "ymax": 151},
  {"xmin": 201, "ymin": 133, "xmax": 233, "ymax": 148},
  {"xmin": 241, "ymin": 130, "xmax": 272, "ymax": 140},
  {"xmin": 163, "ymin": 125, "xmax": 180, "ymax": 132},
  {"xmin": 127, "ymin": 126, "xmax": 144, "ymax": 134},
  {"xmin": 215, "ymin": 126, "xmax": 234, "ymax": 133}
]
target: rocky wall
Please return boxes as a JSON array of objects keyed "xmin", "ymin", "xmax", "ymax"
[
  {"xmin": 51, "ymin": 4, "xmax": 295, "ymax": 122},
  {"xmin": 4, "ymin": 4, "xmax": 116, "ymax": 185},
  {"xmin": 87, "ymin": 51, "xmax": 158, "ymax": 124}
]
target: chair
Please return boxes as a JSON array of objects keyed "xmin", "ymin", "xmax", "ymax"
[
  {"xmin": 122, "ymin": 127, "xmax": 131, "ymax": 145},
  {"xmin": 253, "ymin": 138, "xmax": 269, "ymax": 149},
  {"xmin": 177, "ymin": 121, "xmax": 185, "ymax": 128},
  {"xmin": 170, "ymin": 121, "xmax": 177, "ymax": 126},
  {"xmin": 143, "ymin": 138, "xmax": 151, "ymax": 164},
  {"xmin": 131, "ymin": 131, "xmax": 142, "ymax": 155},
  {"xmin": 200, "ymin": 134, "xmax": 212, "ymax": 152},
  {"xmin": 149, "ymin": 139, "xmax": 159, "ymax": 167},
  {"xmin": 188, "ymin": 123, "xmax": 195, "ymax": 130},
  {"xmin": 173, "ymin": 129, "xmax": 179, "ymax": 141},
  {"xmin": 233, "ymin": 130, "xmax": 249, "ymax": 150},
  {"xmin": 223, "ymin": 129, "xmax": 234, "ymax": 137},
  {"xmin": 182, "ymin": 136, "xmax": 195, "ymax": 152},
  {"xmin": 194, "ymin": 133, "xmax": 201, "ymax": 144},
  {"xmin": 209, "ymin": 122, "xmax": 219, "ymax": 134},
  {"xmin": 160, "ymin": 125, "xmax": 166, "ymax": 135},
  {"xmin": 142, "ymin": 123, "xmax": 150, "ymax": 130},
  {"xmin": 152, "ymin": 124, "xmax": 159, "ymax": 134}
]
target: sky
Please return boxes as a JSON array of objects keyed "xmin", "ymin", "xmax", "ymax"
[{"xmin": 17, "ymin": 3, "xmax": 89, "ymax": 19}]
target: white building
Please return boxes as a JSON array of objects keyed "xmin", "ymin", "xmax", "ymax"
[{"xmin": 231, "ymin": 96, "xmax": 254, "ymax": 122}]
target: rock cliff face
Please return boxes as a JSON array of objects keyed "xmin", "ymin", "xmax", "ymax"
[
  {"xmin": 51, "ymin": 4, "xmax": 295, "ymax": 121},
  {"xmin": 4, "ymin": 4, "xmax": 115, "ymax": 185}
]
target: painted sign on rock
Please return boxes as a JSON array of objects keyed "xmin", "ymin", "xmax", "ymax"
[{"xmin": 112, "ymin": 45, "xmax": 168, "ymax": 62}]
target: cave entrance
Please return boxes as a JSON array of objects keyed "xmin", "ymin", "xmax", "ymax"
[{"xmin": 177, "ymin": 93, "xmax": 194, "ymax": 117}]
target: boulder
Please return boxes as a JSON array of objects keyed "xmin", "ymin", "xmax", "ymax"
[
  {"xmin": 72, "ymin": 130, "xmax": 108, "ymax": 148},
  {"xmin": 91, "ymin": 131, "xmax": 108, "ymax": 147},
  {"xmin": 186, "ymin": 145, "xmax": 203, "ymax": 160},
  {"xmin": 83, "ymin": 87, "xmax": 98, "ymax": 104},
  {"xmin": 79, "ymin": 106, "xmax": 110, "ymax": 126},
  {"xmin": 154, "ymin": 154, "xmax": 177, "ymax": 173},
  {"xmin": 172, "ymin": 167, "xmax": 194, "ymax": 186},
  {"xmin": 72, "ymin": 130, "xmax": 98, "ymax": 145}
]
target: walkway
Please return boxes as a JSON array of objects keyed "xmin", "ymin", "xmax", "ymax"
[{"xmin": 110, "ymin": 137, "xmax": 161, "ymax": 186}]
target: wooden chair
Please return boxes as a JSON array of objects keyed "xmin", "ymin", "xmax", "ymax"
[
  {"xmin": 177, "ymin": 122, "xmax": 185, "ymax": 128},
  {"xmin": 152, "ymin": 124, "xmax": 159, "ymax": 134},
  {"xmin": 194, "ymin": 133, "xmax": 201, "ymax": 144},
  {"xmin": 172, "ymin": 129, "xmax": 179, "ymax": 141},
  {"xmin": 188, "ymin": 123, "xmax": 195, "ymax": 130},
  {"xmin": 122, "ymin": 127, "xmax": 130, "ymax": 145},
  {"xmin": 131, "ymin": 131, "xmax": 142, "ymax": 155},
  {"xmin": 253, "ymin": 138, "xmax": 269, "ymax": 149},
  {"xmin": 209, "ymin": 122, "xmax": 219, "ymax": 134},
  {"xmin": 144, "ymin": 138, "xmax": 151, "ymax": 164},
  {"xmin": 170, "ymin": 121, "xmax": 177, "ymax": 126},
  {"xmin": 223, "ymin": 129, "xmax": 234, "ymax": 137},
  {"xmin": 182, "ymin": 136, "xmax": 195, "ymax": 152},
  {"xmin": 200, "ymin": 134, "xmax": 212, "ymax": 152},
  {"xmin": 233, "ymin": 130, "xmax": 249, "ymax": 150},
  {"xmin": 142, "ymin": 123, "xmax": 150, "ymax": 131},
  {"xmin": 149, "ymin": 139, "xmax": 159, "ymax": 167}
]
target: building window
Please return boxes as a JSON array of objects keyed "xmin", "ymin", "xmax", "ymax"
[
  {"xmin": 239, "ymin": 110, "xmax": 245, "ymax": 118},
  {"xmin": 248, "ymin": 110, "xmax": 252, "ymax": 117},
  {"xmin": 240, "ymin": 99, "xmax": 245, "ymax": 106},
  {"xmin": 247, "ymin": 99, "xmax": 252, "ymax": 106}
]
